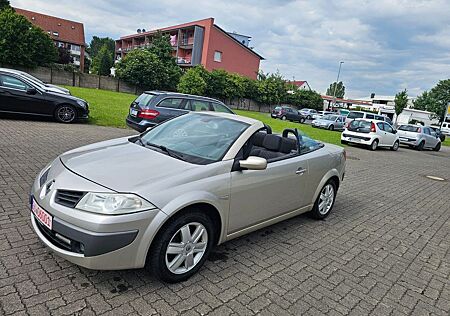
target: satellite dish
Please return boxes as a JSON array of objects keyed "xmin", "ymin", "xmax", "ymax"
[
  {"xmin": 137, "ymin": 29, "xmax": 141, "ymax": 33},
  {"xmin": 142, "ymin": 29, "xmax": 146, "ymax": 32}
]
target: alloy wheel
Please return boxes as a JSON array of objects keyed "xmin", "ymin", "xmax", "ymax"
[
  {"xmin": 57, "ymin": 106, "xmax": 75, "ymax": 123},
  {"xmin": 165, "ymin": 222, "xmax": 208, "ymax": 274},
  {"xmin": 318, "ymin": 184, "xmax": 334, "ymax": 215}
]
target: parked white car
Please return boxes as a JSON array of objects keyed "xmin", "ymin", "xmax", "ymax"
[
  {"xmin": 312, "ymin": 111, "xmax": 333, "ymax": 120},
  {"xmin": 441, "ymin": 122, "xmax": 450, "ymax": 136},
  {"xmin": 299, "ymin": 108, "xmax": 318, "ymax": 120},
  {"xmin": 345, "ymin": 111, "xmax": 393, "ymax": 126},
  {"xmin": 397, "ymin": 125, "xmax": 441, "ymax": 151},
  {"xmin": 341, "ymin": 119, "xmax": 399, "ymax": 151}
]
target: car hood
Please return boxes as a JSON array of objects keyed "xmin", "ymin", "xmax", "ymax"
[{"xmin": 59, "ymin": 137, "xmax": 199, "ymax": 194}]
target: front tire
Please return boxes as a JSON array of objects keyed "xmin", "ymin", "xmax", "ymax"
[
  {"xmin": 55, "ymin": 105, "xmax": 76, "ymax": 123},
  {"xmin": 281, "ymin": 116, "xmax": 287, "ymax": 121},
  {"xmin": 310, "ymin": 180, "xmax": 337, "ymax": 219},
  {"xmin": 147, "ymin": 211, "xmax": 214, "ymax": 283},
  {"xmin": 299, "ymin": 117, "xmax": 306, "ymax": 124},
  {"xmin": 328, "ymin": 125, "xmax": 334, "ymax": 131}
]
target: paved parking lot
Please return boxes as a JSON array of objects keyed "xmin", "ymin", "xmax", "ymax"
[{"xmin": 0, "ymin": 118, "xmax": 449, "ymax": 316}]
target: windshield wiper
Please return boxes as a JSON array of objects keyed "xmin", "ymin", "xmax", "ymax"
[{"xmin": 145, "ymin": 142, "xmax": 186, "ymax": 161}]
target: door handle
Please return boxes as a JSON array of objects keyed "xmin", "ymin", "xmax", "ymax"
[{"xmin": 296, "ymin": 167, "xmax": 307, "ymax": 175}]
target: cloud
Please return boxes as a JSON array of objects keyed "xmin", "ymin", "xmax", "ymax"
[{"xmin": 10, "ymin": 0, "xmax": 450, "ymax": 98}]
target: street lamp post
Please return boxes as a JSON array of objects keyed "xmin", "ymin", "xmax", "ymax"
[{"xmin": 332, "ymin": 61, "xmax": 344, "ymax": 109}]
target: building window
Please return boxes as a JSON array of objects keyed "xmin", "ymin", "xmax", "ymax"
[
  {"xmin": 214, "ymin": 51, "xmax": 222, "ymax": 62},
  {"xmin": 53, "ymin": 31, "xmax": 59, "ymax": 37}
]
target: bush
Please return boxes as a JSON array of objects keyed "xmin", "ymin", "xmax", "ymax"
[{"xmin": 177, "ymin": 67, "xmax": 207, "ymax": 95}]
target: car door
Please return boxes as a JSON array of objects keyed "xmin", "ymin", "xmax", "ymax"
[
  {"xmin": 156, "ymin": 97, "xmax": 189, "ymax": 121},
  {"xmin": 336, "ymin": 116, "xmax": 345, "ymax": 130},
  {"xmin": 228, "ymin": 153, "xmax": 311, "ymax": 234},
  {"xmin": 382, "ymin": 122, "xmax": 397, "ymax": 145},
  {"xmin": 423, "ymin": 127, "xmax": 438, "ymax": 148},
  {"xmin": 375, "ymin": 122, "xmax": 388, "ymax": 145},
  {"xmin": 0, "ymin": 74, "xmax": 48, "ymax": 115}
]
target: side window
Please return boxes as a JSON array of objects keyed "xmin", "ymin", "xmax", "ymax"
[
  {"xmin": 0, "ymin": 75, "xmax": 30, "ymax": 91},
  {"xmin": 366, "ymin": 114, "xmax": 375, "ymax": 119},
  {"xmin": 423, "ymin": 128, "xmax": 431, "ymax": 135},
  {"xmin": 157, "ymin": 98, "xmax": 184, "ymax": 109},
  {"xmin": 376, "ymin": 122, "xmax": 385, "ymax": 131},
  {"xmin": 211, "ymin": 102, "xmax": 233, "ymax": 113},
  {"xmin": 190, "ymin": 100, "xmax": 210, "ymax": 111},
  {"xmin": 375, "ymin": 115, "xmax": 384, "ymax": 121},
  {"xmin": 384, "ymin": 123, "xmax": 394, "ymax": 133}
]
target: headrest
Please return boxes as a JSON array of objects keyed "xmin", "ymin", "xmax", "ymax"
[
  {"xmin": 263, "ymin": 134, "xmax": 282, "ymax": 151},
  {"xmin": 252, "ymin": 132, "xmax": 266, "ymax": 147},
  {"xmin": 280, "ymin": 137, "xmax": 297, "ymax": 154}
]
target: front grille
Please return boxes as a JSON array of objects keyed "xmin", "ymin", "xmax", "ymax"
[
  {"xmin": 34, "ymin": 218, "xmax": 83, "ymax": 254},
  {"xmin": 55, "ymin": 190, "xmax": 85, "ymax": 208},
  {"xmin": 39, "ymin": 168, "xmax": 50, "ymax": 187}
]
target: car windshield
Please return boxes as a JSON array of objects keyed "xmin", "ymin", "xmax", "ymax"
[
  {"xmin": 20, "ymin": 72, "xmax": 44, "ymax": 85},
  {"xmin": 274, "ymin": 106, "xmax": 282, "ymax": 111},
  {"xmin": 140, "ymin": 113, "xmax": 249, "ymax": 164},
  {"xmin": 322, "ymin": 115, "xmax": 337, "ymax": 121},
  {"xmin": 398, "ymin": 125, "xmax": 420, "ymax": 132},
  {"xmin": 348, "ymin": 120, "xmax": 372, "ymax": 132},
  {"xmin": 134, "ymin": 93, "xmax": 155, "ymax": 107},
  {"xmin": 347, "ymin": 112, "xmax": 364, "ymax": 119}
]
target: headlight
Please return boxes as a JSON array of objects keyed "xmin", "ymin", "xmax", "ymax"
[
  {"xmin": 76, "ymin": 100, "xmax": 87, "ymax": 109},
  {"xmin": 76, "ymin": 193, "xmax": 156, "ymax": 215}
]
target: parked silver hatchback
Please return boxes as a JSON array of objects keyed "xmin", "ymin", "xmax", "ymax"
[
  {"xmin": 397, "ymin": 125, "xmax": 441, "ymax": 151},
  {"xmin": 31, "ymin": 112, "xmax": 345, "ymax": 282}
]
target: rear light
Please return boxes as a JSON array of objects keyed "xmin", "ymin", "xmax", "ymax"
[
  {"xmin": 370, "ymin": 122, "xmax": 376, "ymax": 132},
  {"xmin": 344, "ymin": 122, "xmax": 349, "ymax": 128},
  {"xmin": 417, "ymin": 127, "xmax": 421, "ymax": 133},
  {"xmin": 138, "ymin": 109, "xmax": 160, "ymax": 119}
]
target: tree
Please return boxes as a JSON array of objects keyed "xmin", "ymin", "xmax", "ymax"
[
  {"xmin": 88, "ymin": 36, "xmax": 115, "ymax": 59},
  {"xmin": 177, "ymin": 67, "xmax": 207, "ymax": 95},
  {"xmin": 289, "ymin": 89, "xmax": 323, "ymax": 110},
  {"xmin": 146, "ymin": 32, "xmax": 181, "ymax": 91},
  {"xmin": 428, "ymin": 79, "xmax": 450, "ymax": 123},
  {"xmin": 57, "ymin": 46, "xmax": 72, "ymax": 64},
  {"xmin": 205, "ymin": 69, "xmax": 228, "ymax": 99},
  {"xmin": 413, "ymin": 91, "xmax": 436, "ymax": 111},
  {"xmin": 115, "ymin": 49, "xmax": 166, "ymax": 89},
  {"xmin": 0, "ymin": 8, "xmax": 57, "ymax": 67},
  {"xmin": 256, "ymin": 72, "xmax": 287, "ymax": 106},
  {"xmin": 0, "ymin": 0, "xmax": 11, "ymax": 11},
  {"xmin": 394, "ymin": 89, "xmax": 408, "ymax": 123},
  {"xmin": 326, "ymin": 81, "xmax": 345, "ymax": 98},
  {"xmin": 91, "ymin": 44, "xmax": 113, "ymax": 76}
]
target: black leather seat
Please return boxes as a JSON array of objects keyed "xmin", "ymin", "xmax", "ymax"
[
  {"xmin": 280, "ymin": 137, "xmax": 297, "ymax": 154},
  {"xmin": 250, "ymin": 134, "xmax": 298, "ymax": 160}
]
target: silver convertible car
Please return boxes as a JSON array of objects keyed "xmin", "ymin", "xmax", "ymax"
[{"xmin": 30, "ymin": 112, "xmax": 346, "ymax": 283}]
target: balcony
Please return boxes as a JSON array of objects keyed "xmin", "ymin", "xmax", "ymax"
[
  {"xmin": 70, "ymin": 49, "xmax": 81, "ymax": 56},
  {"xmin": 177, "ymin": 57, "xmax": 192, "ymax": 65}
]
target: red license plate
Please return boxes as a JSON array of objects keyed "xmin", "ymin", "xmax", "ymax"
[{"xmin": 32, "ymin": 199, "xmax": 52, "ymax": 230}]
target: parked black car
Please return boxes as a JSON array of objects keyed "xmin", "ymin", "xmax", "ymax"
[
  {"xmin": 271, "ymin": 106, "xmax": 306, "ymax": 123},
  {"xmin": 126, "ymin": 91, "xmax": 235, "ymax": 132},
  {"xmin": 0, "ymin": 69, "xmax": 88, "ymax": 123}
]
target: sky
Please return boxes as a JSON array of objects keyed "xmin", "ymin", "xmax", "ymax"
[{"xmin": 11, "ymin": 0, "xmax": 450, "ymax": 98}]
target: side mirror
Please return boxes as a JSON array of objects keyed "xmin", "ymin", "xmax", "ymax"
[
  {"xmin": 239, "ymin": 156, "xmax": 267, "ymax": 170},
  {"xmin": 393, "ymin": 129, "xmax": 397, "ymax": 134},
  {"xmin": 26, "ymin": 88, "xmax": 37, "ymax": 95}
]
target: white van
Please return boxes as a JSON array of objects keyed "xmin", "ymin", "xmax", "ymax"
[
  {"xmin": 441, "ymin": 122, "xmax": 450, "ymax": 135},
  {"xmin": 345, "ymin": 111, "xmax": 393, "ymax": 125}
]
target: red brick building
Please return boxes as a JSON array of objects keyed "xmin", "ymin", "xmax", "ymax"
[
  {"xmin": 15, "ymin": 8, "xmax": 86, "ymax": 72},
  {"xmin": 115, "ymin": 18, "xmax": 263, "ymax": 79}
]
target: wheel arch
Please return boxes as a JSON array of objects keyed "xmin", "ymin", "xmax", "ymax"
[{"xmin": 310, "ymin": 169, "xmax": 341, "ymax": 205}]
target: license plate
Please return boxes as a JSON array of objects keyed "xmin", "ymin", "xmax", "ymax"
[
  {"xmin": 400, "ymin": 137, "xmax": 408, "ymax": 141},
  {"xmin": 130, "ymin": 109, "xmax": 138, "ymax": 117},
  {"xmin": 350, "ymin": 138, "xmax": 361, "ymax": 142},
  {"xmin": 32, "ymin": 199, "xmax": 52, "ymax": 230}
]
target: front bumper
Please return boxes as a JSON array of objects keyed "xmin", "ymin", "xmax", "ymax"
[
  {"xmin": 30, "ymin": 158, "xmax": 167, "ymax": 270},
  {"xmin": 398, "ymin": 137, "xmax": 419, "ymax": 146}
]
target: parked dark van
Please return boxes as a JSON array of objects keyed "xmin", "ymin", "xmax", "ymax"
[{"xmin": 126, "ymin": 91, "xmax": 235, "ymax": 132}]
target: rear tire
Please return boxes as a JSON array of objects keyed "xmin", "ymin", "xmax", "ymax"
[
  {"xmin": 341, "ymin": 140, "xmax": 348, "ymax": 145},
  {"xmin": 370, "ymin": 139, "xmax": 378, "ymax": 151},
  {"xmin": 147, "ymin": 211, "xmax": 214, "ymax": 283},
  {"xmin": 417, "ymin": 141, "xmax": 425, "ymax": 151},
  {"xmin": 433, "ymin": 142, "xmax": 441, "ymax": 152},
  {"xmin": 391, "ymin": 140, "xmax": 399, "ymax": 151},
  {"xmin": 328, "ymin": 125, "xmax": 334, "ymax": 131},
  {"xmin": 54, "ymin": 105, "xmax": 76, "ymax": 123},
  {"xmin": 299, "ymin": 118, "xmax": 306, "ymax": 124},
  {"xmin": 310, "ymin": 180, "xmax": 337, "ymax": 219}
]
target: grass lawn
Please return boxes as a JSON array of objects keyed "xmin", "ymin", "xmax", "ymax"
[{"xmin": 65, "ymin": 86, "xmax": 449, "ymax": 147}]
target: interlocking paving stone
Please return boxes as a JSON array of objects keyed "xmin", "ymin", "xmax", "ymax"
[{"xmin": 0, "ymin": 117, "xmax": 449, "ymax": 315}]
